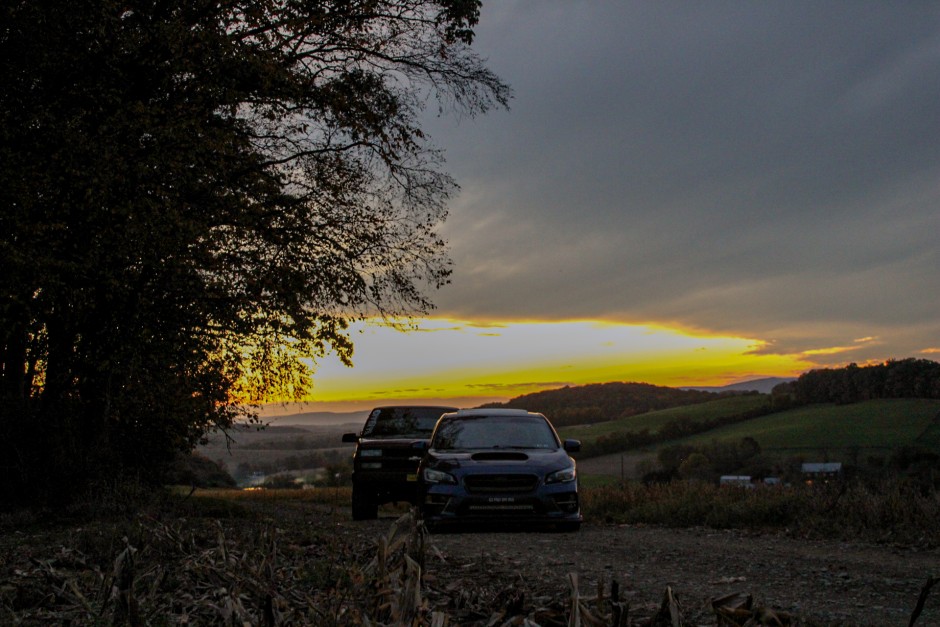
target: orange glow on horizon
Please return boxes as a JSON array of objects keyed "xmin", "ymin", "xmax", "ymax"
[
  {"xmin": 262, "ymin": 317, "xmax": 813, "ymax": 414},
  {"xmin": 799, "ymin": 345, "xmax": 861, "ymax": 357}
]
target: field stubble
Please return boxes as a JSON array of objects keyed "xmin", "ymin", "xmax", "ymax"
[{"xmin": 2, "ymin": 482, "xmax": 939, "ymax": 625}]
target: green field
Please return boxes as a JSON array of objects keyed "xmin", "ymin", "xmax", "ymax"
[
  {"xmin": 673, "ymin": 398, "xmax": 940, "ymax": 452},
  {"xmin": 557, "ymin": 394, "xmax": 769, "ymax": 444}
]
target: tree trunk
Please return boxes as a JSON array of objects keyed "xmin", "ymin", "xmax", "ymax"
[{"xmin": 1, "ymin": 323, "xmax": 28, "ymax": 403}]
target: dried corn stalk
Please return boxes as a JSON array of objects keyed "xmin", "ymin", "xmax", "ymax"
[
  {"xmin": 711, "ymin": 590, "xmax": 797, "ymax": 626},
  {"xmin": 566, "ymin": 572, "xmax": 611, "ymax": 627},
  {"xmin": 648, "ymin": 586, "xmax": 682, "ymax": 627},
  {"xmin": 361, "ymin": 508, "xmax": 430, "ymax": 625},
  {"xmin": 109, "ymin": 541, "xmax": 140, "ymax": 626}
]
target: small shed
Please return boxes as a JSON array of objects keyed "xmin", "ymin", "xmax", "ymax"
[
  {"xmin": 719, "ymin": 475, "xmax": 753, "ymax": 488},
  {"xmin": 801, "ymin": 462, "xmax": 842, "ymax": 483}
]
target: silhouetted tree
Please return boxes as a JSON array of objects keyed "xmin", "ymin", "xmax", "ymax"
[{"xmin": 0, "ymin": 0, "xmax": 509, "ymax": 507}]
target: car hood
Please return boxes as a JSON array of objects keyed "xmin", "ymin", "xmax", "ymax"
[
  {"xmin": 357, "ymin": 437, "xmax": 430, "ymax": 450},
  {"xmin": 424, "ymin": 448, "xmax": 573, "ymax": 474}
]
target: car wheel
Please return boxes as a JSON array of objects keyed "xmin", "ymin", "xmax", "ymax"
[{"xmin": 351, "ymin": 485, "xmax": 378, "ymax": 520}]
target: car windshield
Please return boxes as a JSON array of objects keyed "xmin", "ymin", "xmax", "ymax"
[
  {"xmin": 431, "ymin": 415, "xmax": 559, "ymax": 450},
  {"xmin": 361, "ymin": 407, "xmax": 451, "ymax": 438}
]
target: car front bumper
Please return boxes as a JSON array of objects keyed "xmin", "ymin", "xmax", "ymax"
[{"xmin": 421, "ymin": 480, "xmax": 581, "ymax": 528}]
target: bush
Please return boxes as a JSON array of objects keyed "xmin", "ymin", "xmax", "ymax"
[
  {"xmin": 581, "ymin": 477, "xmax": 940, "ymax": 545},
  {"xmin": 164, "ymin": 452, "xmax": 237, "ymax": 488}
]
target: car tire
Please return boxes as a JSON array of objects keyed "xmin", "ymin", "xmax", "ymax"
[{"xmin": 351, "ymin": 485, "xmax": 378, "ymax": 520}]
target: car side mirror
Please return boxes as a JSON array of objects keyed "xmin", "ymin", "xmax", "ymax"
[
  {"xmin": 342, "ymin": 433, "xmax": 359, "ymax": 443},
  {"xmin": 563, "ymin": 439, "xmax": 581, "ymax": 453}
]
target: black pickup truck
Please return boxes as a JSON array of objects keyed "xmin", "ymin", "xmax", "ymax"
[{"xmin": 342, "ymin": 405, "xmax": 457, "ymax": 520}]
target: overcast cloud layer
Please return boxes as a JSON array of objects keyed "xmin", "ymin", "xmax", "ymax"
[{"xmin": 423, "ymin": 1, "xmax": 940, "ymax": 365}]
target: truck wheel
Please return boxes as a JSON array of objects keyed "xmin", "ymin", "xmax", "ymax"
[{"xmin": 351, "ymin": 485, "xmax": 378, "ymax": 520}]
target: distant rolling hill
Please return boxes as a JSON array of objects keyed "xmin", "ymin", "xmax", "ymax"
[{"xmin": 681, "ymin": 377, "xmax": 795, "ymax": 394}]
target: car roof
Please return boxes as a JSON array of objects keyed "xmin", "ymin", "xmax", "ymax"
[
  {"xmin": 442, "ymin": 408, "xmax": 543, "ymax": 418},
  {"xmin": 372, "ymin": 405, "xmax": 458, "ymax": 410}
]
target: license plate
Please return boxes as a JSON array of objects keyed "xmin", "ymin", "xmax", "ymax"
[{"xmin": 406, "ymin": 473, "xmax": 417, "ymax": 482}]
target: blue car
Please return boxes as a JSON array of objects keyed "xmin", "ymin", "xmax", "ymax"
[{"xmin": 418, "ymin": 409, "xmax": 582, "ymax": 531}]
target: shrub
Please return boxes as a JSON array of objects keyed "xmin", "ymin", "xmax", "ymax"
[
  {"xmin": 164, "ymin": 452, "xmax": 237, "ymax": 488},
  {"xmin": 581, "ymin": 477, "xmax": 940, "ymax": 545}
]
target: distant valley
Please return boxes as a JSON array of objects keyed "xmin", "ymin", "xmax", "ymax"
[{"xmin": 261, "ymin": 409, "xmax": 369, "ymax": 428}]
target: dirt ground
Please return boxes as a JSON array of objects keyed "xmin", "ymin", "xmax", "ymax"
[
  {"xmin": 2, "ymin": 500, "xmax": 938, "ymax": 625},
  {"xmin": 351, "ymin": 511, "xmax": 940, "ymax": 626}
]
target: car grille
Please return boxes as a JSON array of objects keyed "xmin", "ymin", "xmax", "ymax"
[
  {"xmin": 379, "ymin": 458, "xmax": 419, "ymax": 472},
  {"xmin": 385, "ymin": 449, "xmax": 420, "ymax": 470},
  {"xmin": 358, "ymin": 447, "xmax": 422, "ymax": 472},
  {"xmin": 458, "ymin": 498, "xmax": 542, "ymax": 517},
  {"xmin": 378, "ymin": 448, "xmax": 420, "ymax": 459},
  {"xmin": 464, "ymin": 474, "xmax": 539, "ymax": 494}
]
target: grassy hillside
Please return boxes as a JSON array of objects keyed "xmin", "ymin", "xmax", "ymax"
[
  {"xmin": 575, "ymin": 398, "xmax": 940, "ymax": 481},
  {"xmin": 918, "ymin": 419, "xmax": 940, "ymax": 448},
  {"xmin": 558, "ymin": 394, "xmax": 769, "ymax": 444},
  {"xmin": 674, "ymin": 398, "xmax": 940, "ymax": 452}
]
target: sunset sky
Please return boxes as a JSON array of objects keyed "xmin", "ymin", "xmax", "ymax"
[{"xmin": 271, "ymin": 2, "xmax": 940, "ymax": 414}]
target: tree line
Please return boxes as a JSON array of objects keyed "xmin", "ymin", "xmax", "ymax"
[{"xmin": 773, "ymin": 358, "xmax": 940, "ymax": 405}]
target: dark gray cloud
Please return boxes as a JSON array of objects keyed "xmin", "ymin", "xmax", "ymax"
[{"xmin": 424, "ymin": 1, "xmax": 940, "ymax": 363}]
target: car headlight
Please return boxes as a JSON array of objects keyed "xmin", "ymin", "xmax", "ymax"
[
  {"xmin": 545, "ymin": 465, "xmax": 577, "ymax": 484},
  {"xmin": 422, "ymin": 467, "xmax": 456, "ymax": 484}
]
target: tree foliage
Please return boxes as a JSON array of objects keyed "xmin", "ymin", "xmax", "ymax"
[
  {"xmin": 0, "ymin": 0, "xmax": 509, "ymax": 506},
  {"xmin": 652, "ymin": 437, "xmax": 769, "ymax": 484},
  {"xmin": 773, "ymin": 358, "xmax": 940, "ymax": 406}
]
